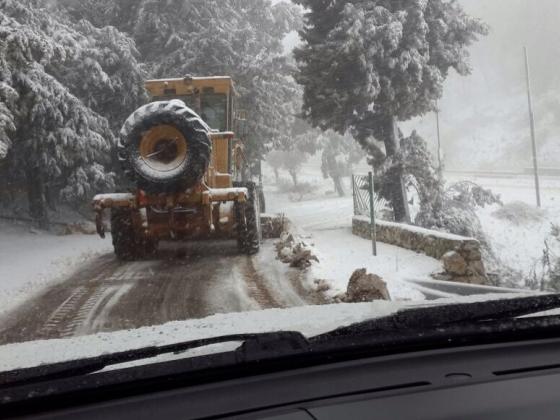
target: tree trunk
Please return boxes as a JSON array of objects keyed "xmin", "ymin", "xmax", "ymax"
[
  {"xmin": 45, "ymin": 184, "xmax": 57, "ymax": 211},
  {"xmin": 333, "ymin": 175, "xmax": 345, "ymax": 197},
  {"xmin": 382, "ymin": 115, "xmax": 410, "ymax": 223},
  {"xmin": 289, "ymin": 169, "xmax": 298, "ymax": 187},
  {"xmin": 26, "ymin": 166, "xmax": 49, "ymax": 229}
]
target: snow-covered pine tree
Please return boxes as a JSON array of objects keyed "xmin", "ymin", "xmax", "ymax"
[
  {"xmin": 47, "ymin": 20, "xmax": 147, "ymax": 132},
  {"xmin": 294, "ymin": 0, "xmax": 487, "ymax": 222},
  {"xmin": 57, "ymin": 0, "xmax": 141, "ymax": 33},
  {"xmin": 143, "ymin": 0, "xmax": 302, "ymax": 166},
  {"xmin": 63, "ymin": 0, "xmax": 302, "ymax": 167},
  {"xmin": 0, "ymin": 0, "xmax": 143, "ymax": 225}
]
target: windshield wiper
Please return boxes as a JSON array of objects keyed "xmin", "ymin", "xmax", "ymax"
[
  {"xmin": 316, "ymin": 294, "xmax": 560, "ymax": 340},
  {"xmin": 0, "ymin": 331, "xmax": 309, "ymax": 389}
]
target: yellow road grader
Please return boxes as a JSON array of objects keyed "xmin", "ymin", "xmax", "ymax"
[{"xmin": 93, "ymin": 76, "xmax": 262, "ymax": 260}]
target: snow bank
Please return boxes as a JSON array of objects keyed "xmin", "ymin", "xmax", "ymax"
[{"xmin": 480, "ymin": 203, "xmax": 560, "ymax": 280}]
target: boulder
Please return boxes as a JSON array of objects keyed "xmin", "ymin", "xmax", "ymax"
[
  {"xmin": 346, "ymin": 269, "xmax": 391, "ymax": 302},
  {"xmin": 442, "ymin": 251, "xmax": 468, "ymax": 276}
]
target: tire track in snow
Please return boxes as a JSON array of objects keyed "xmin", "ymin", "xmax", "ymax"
[
  {"xmin": 37, "ymin": 286, "xmax": 89, "ymax": 337},
  {"xmin": 59, "ymin": 286, "xmax": 110, "ymax": 337},
  {"xmin": 73, "ymin": 284, "xmax": 133, "ymax": 335},
  {"xmin": 240, "ymin": 257, "xmax": 285, "ymax": 309}
]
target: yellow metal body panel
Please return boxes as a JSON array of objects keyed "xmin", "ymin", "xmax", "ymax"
[{"xmin": 212, "ymin": 137, "xmax": 229, "ymax": 173}]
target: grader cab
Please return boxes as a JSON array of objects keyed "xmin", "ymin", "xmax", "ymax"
[{"xmin": 93, "ymin": 76, "xmax": 262, "ymax": 260}]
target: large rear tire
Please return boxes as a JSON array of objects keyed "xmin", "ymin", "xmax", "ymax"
[
  {"xmin": 234, "ymin": 182, "xmax": 261, "ymax": 255},
  {"xmin": 118, "ymin": 100, "xmax": 211, "ymax": 193}
]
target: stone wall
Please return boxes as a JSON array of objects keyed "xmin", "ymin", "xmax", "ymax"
[{"xmin": 352, "ymin": 216, "xmax": 488, "ymax": 284}]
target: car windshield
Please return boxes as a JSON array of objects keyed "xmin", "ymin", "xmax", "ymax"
[{"xmin": 1, "ymin": 0, "xmax": 560, "ymax": 379}]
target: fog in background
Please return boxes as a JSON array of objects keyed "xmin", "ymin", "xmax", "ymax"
[
  {"xmin": 407, "ymin": 0, "xmax": 560, "ymax": 172},
  {"xmin": 284, "ymin": 0, "xmax": 560, "ymax": 172}
]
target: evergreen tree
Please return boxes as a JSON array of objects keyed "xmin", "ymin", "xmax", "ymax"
[
  {"xmin": 294, "ymin": 0, "xmax": 487, "ymax": 221},
  {"xmin": 61, "ymin": 0, "xmax": 302, "ymax": 166},
  {"xmin": 47, "ymin": 20, "xmax": 147, "ymax": 131},
  {"xmin": 0, "ymin": 0, "xmax": 144, "ymax": 225}
]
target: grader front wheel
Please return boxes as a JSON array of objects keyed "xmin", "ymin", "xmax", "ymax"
[{"xmin": 235, "ymin": 182, "xmax": 261, "ymax": 255}]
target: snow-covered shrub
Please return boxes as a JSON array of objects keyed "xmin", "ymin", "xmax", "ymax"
[
  {"xmin": 389, "ymin": 131, "xmax": 510, "ymax": 283},
  {"xmin": 492, "ymin": 201, "xmax": 546, "ymax": 225},
  {"xmin": 276, "ymin": 178, "xmax": 315, "ymax": 201},
  {"xmin": 393, "ymin": 132, "xmax": 500, "ymax": 241},
  {"xmin": 529, "ymin": 225, "xmax": 560, "ymax": 292}
]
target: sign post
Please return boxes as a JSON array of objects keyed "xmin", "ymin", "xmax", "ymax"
[{"xmin": 368, "ymin": 171, "xmax": 377, "ymax": 256}]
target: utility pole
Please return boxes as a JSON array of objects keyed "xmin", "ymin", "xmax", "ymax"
[{"xmin": 524, "ymin": 46, "xmax": 542, "ymax": 208}]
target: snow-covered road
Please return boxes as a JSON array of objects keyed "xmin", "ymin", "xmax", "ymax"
[{"xmin": 0, "ymin": 239, "xmax": 325, "ymax": 345}]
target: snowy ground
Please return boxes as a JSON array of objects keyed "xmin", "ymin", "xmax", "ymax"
[
  {"xmin": 265, "ymin": 157, "xmax": 560, "ymax": 291},
  {"xmin": 269, "ymin": 191, "xmax": 434, "ymax": 301},
  {"xmin": 446, "ymin": 173, "xmax": 560, "ymax": 285},
  {"xmin": 0, "ymin": 220, "xmax": 111, "ymax": 317},
  {"xmin": 265, "ymin": 157, "xmax": 441, "ymax": 301}
]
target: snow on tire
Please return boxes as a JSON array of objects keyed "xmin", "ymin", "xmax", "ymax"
[{"xmin": 118, "ymin": 100, "xmax": 212, "ymax": 193}]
